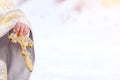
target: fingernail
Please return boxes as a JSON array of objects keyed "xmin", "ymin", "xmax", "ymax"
[{"xmin": 24, "ymin": 32, "xmax": 26, "ymax": 35}]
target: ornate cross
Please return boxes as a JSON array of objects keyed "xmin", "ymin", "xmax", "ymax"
[{"xmin": 8, "ymin": 33, "xmax": 34, "ymax": 72}]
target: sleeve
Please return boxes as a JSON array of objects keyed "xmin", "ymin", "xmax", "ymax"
[{"xmin": 0, "ymin": 1, "xmax": 31, "ymax": 38}]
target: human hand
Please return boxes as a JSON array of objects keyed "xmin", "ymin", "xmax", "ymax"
[{"xmin": 14, "ymin": 22, "xmax": 30, "ymax": 36}]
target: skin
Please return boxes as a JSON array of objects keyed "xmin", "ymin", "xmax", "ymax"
[{"xmin": 14, "ymin": 22, "xmax": 30, "ymax": 36}]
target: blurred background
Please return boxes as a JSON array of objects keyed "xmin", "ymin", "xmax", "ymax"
[{"xmin": 17, "ymin": 0, "xmax": 120, "ymax": 80}]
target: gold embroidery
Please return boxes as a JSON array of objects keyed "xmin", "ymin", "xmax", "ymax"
[
  {"xmin": 0, "ymin": 13, "xmax": 24, "ymax": 24},
  {"xmin": 0, "ymin": 1, "xmax": 15, "ymax": 6},
  {"xmin": 101, "ymin": 0, "xmax": 120, "ymax": 7},
  {"xmin": 0, "ymin": 60, "xmax": 7, "ymax": 80},
  {"xmin": 8, "ymin": 33, "xmax": 34, "ymax": 72}
]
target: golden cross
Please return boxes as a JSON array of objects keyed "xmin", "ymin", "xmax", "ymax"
[{"xmin": 8, "ymin": 33, "xmax": 34, "ymax": 72}]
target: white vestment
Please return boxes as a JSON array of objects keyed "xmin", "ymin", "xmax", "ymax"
[{"xmin": 0, "ymin": 0, "xmax": 35, "ymax": 80}]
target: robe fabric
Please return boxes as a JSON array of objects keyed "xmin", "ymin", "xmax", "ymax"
[
  {"xmin": 0, "ymin": 0, "xmax": 35, "ymax": 80},
  {"xmin": 0, "ymin": 60, "xmax": 7, "ymax": 80}
]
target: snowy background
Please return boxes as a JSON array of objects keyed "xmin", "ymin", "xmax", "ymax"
[{"xmin": 19, "ymin": 0, "xmax": 120, "ymax": 80}]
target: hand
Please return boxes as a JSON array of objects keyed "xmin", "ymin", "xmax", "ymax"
[{"xmin": 14, "ymin": 22, "xmax": 30, "ymax": 36}]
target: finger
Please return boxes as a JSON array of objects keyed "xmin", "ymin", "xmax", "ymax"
[
  {"xmin": 19, "ymin": 24, "xmax": 24, "ymax": 36},
  {"xmin": 14, "ymin": 23, "xmax": 21, "ymax": 34},
  {"xmin": 23, "ymin": 25, "xmax": 29, "ymax": 35}
]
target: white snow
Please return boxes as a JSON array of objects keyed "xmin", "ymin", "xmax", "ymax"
[{"xmin": 20, "ymin": 0, "xmax": 120, "ymax": 80}]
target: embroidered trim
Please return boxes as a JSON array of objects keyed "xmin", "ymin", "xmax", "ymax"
[{"xmin": 0, "ymin": 1, "xmax": 15, "ymax": 7}]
